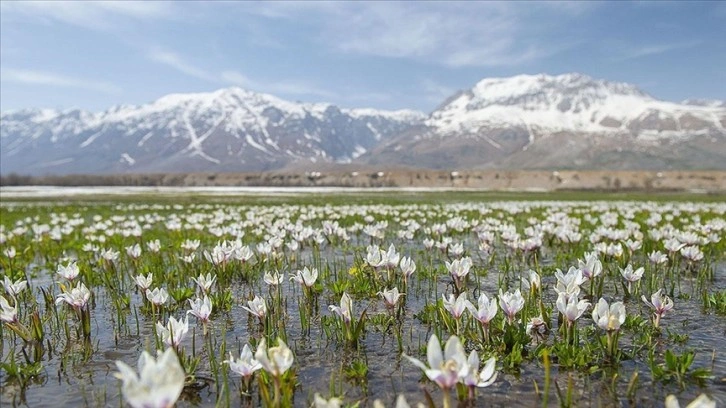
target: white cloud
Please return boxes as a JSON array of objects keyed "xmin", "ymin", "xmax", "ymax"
[
  {"xmin": 615, "ymin": 40, "xmax": 702, "ymax": 61},
  {"xmin": 1, "ymin": 68, "xmax": 121, "ymax": 94},
  {"xmin": 220, "ymin": 70, "xmax": 252, "ymax": 87},
  {"xmin": 242, "ymin": 2, "xmax": 591, "ymax": 68},
  {"xmin": 421, "ymin": 79, "xmax": 456, "ymax": 104},
  {"xmin": 148, "ymin": 49, "xmax": 218, "ymax": 82},
  {"xmin": 221, "ymin": 69, "xmax": 336, "ymax": 100},
  {"xmin": 0, "ymin": 1, "xmax": 172, "ymax": 30}
]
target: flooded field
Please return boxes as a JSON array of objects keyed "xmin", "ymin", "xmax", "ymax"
[{"xmin": 1, "ymin": 192, "xmax": 724, "ymax": 407}]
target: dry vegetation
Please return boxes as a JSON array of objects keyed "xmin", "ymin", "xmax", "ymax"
[{"xmin": 2, "ymin": 170, "xmax": 725, "ymax": 193}]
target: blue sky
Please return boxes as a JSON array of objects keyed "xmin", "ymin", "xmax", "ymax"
[{"xmin": 1, "ymin": 1, "xmax": 724, "ymax": 113}]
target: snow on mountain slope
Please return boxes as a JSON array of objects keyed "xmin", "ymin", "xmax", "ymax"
[
  {"xmin": 427, "ymin": 73, "xmax": 724, "ymax": 138},
  {"xmin": 0, "ymin": 87, "xmax": 425, "ymax": 175}
]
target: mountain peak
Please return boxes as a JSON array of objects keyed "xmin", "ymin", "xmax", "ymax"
[{"xmin": 470, "ymin": 73, "xmax": 650, "ymax": 106}]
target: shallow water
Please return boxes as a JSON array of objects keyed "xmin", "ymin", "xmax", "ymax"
[{"xmin": 1, "ymin": 198, "xmax": 725, "ymax": 407}]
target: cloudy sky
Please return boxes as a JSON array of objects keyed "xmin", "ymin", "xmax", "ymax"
[{"xmin": 1, "ymin": 1, "xmax": 724, "ymax": 113}]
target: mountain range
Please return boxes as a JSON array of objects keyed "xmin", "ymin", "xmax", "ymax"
[{"xmin": 1, "ymin": 73, "xmax": 724, "ymax": 175}]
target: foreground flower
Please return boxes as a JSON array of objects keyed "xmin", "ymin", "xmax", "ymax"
[
  {"xmin": 521, "ymin": 270, "xmax": 541, "ymax": 294},
  {"xmin": 467, "ymin": 293, "xmax": 497, "ymax": 342},
  {"xmin": 134, "ymin": 273, "xmax": 153, "ymax": 292},
  {"xmin": 254, "ymin": 338, "xmax": 294, "ymax": 377},
  {"xmin": 55, "ymin": 281, "xmax": 91, "ymax": 310},
  {"xmin": 554, "ymin": 267, "xmax": 585, "ymax": 297},
  {"xmin": 0, "ymin": 296, "xmax": 18, "ymax": 323},
  {"xmin": 373, "ymin": 395, "xmax": 415, "ymax": 408},
  {"xmin": 648, "ymin": 250, "xmax": 668, "ymax": 265},
  {"xmin": 57, "ymin": 261, "xmax": 80, "ymax": 281},
  {"xmin": 619, "ymin": 264, "xmax": 645, "ymax": 294},
  {"xmin": 263, "ymin": 271, "xmax": 284, "ymax": 286},
  {"xmin": 498, "ymin": 289, "xmax": 525, "ymax": 324},
  {"xmin": 378, "ymin": 287, "xmax": 404, "ymax": 310},
  {"xmin": 460, "ymin": 351, "xmax": 497, "ymax": 398},
  {"xmin": 314, "ymin": 393, "xmax": 343, "ymax": 408},
  {"xmin": 442, "ymin": 292, "xmax": 468, "ymax": 320},
  {"xmin": 446, "ymin": 257, "xmax": 472, "ymax": 289},
  {"xmin": 329, "ymin": 292, "xmax": 353, "ymax": 323},
  {"xmin": 114, "ymin": 348, "xmax": 185, "ymax": 408},
  {"xmin": 146, "ymin": 287, "xmax": 169, "ymax": 307},
  {"xmin": 404, "ymin": 334, "xmax": 468, "ymax": 392},
  {"xmin": 664, "ymin": 393, "xmax": 716, "ymax": 408},
  {"xmin": 187, "ymin": 296, "xmax": 212, "ymax": 325},
  {"xmin": 3, "ymin": 276, "xmax": 27, "ymax": 297},
  {"xmin": 578, "ymin": 252, "xmax": 603, "ymax": 281},
  {"xmin": 242, "ymin": 295, "xmax": 267, "ymax": 322},
  {"xmin": 556, "ymin": 292, "xmax": 590, "ymax": 326},
  {"xmin": 290, "ymin": 266, "xmax": 318, "ymax": 288},
  {"xmin": 641, "ymin": 289, "xmax": 674, "ymax": 329},
  {"xmin": 225, "ymin": 344, "xmax": 262, "ymax": 379},
  {"xmin": 156, "ymin": 316, "xmax": 189, "ymax": 348},
  {"xmin": 592, "ymin": 298, "xmax": 626, "ymax": 359},
  {"xmin": 191, "ymin": 273, "xmax": 216, "ymax": 295},
  {"xmin": 592, "ymin": 298, "xmax": 626, "ymax": 332},
  {"xmin": 399, "ymin": 256, "xmax": 416, "ymax": 282}
]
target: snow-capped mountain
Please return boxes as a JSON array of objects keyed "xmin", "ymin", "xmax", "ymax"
[
  {"xmin": 367, "ymin": 73, "xmax": 726, "ymax": 170},
  {"xmin": 2, "ymin": 74, "xmax": 725, "ymax": 175},
  {"xmin": 0, "ymin": 87, "xmax": 424, "ymax": 175}
]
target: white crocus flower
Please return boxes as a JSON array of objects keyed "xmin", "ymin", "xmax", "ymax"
[
  {"xmin": 466, "ymin": 292, "xmax": 497, "ymax": 326},
  {"xmin": 460, "ymin": 350, "xmax": 497, "ymax": 389},
  {"xmin": 114, "ymin": 348, "xmax": 185, "ymax": 408},
  {"xmin": 403, "ymin": 334, "xmax": 468, "ymax": 391},
  {"xmin": 146, "ymin": 287, "xmax": 169, "ymax": 307},
  {"xmin": 329, "ymin": 292, "xmax": 353, "ymax": 323},
  {"xmin": 554, "ymin": 267, "xmax": 585, "ymax": 296},
  {"xmin": 57, "ymin": 261, "xmax": 80, "ymax": 281},
  {"xmin": 254, "ymin": 338, "xmax": 294, "ymax": 377},
  {"xmin": 134, "ymin": 273, "xmax": 153, "ymax": 292},
  {"xmin": 290, "ymin": 267, "xmax": 318, "ymax": 288},
  {"xmin": 126, "ymin": 244, "xmax": 142, "ymax": 259},
  {"xmin": 55, "ymin": 281, "xmax": 91, "ymax": 310},
  {"xmin": 225, "ymin": 344, "xmax": 262, "ymax": 379},
  {"xmin": 263, "ymin": 271, "xmax": 284, "ymax": 286},
  {"xmin": 242, "ymin": 295, "xmax": 267, "ymax": 320},
  {"xmin": 156, "ymin": 316, "xmax": 189, "ymax": 348},
  {"xmin": 648, "ymin": 250, "xmax": 668, "ymax": 265},
  {"xmin": 446, "ymin": 257, "xmax": 472, "ymax": 288},
  {"xmin": 3, "ymin": 276, "xmax": 27, "ymax": 297},
  {"xmin": 578, "ymin": 252, "xmax": 603, "ymax": 281},
  {"xmin": 187, "ymin": 296, "xmax": 213, "ymax": 323},
  {"xmin": 442, "ymin": 292, "xmax": 468, "ymax": 320},
  {"xmin": 313, "ymin": 394, "xmax": 343, "ymax": 408},
  {"xmin": 0, "ymin": 296, "xmax": 18, "ymax": 323},
  {"xmin": 556, "ymin": 292, "xmax": 590, "ymax": 325},
  {"xmin": 498, "ymin": 289, "xmax": 525, "ymax": 324},
  {"xmin": 191, "ymin": 273, "xmax": 216, "ymax": 294},
  {"xmin": 664, "ymin": 393, "xmax": 716, "ymax": 408},
  {"xmin": 378, "ymin": 287, "xmax": 404, "ymax": 309},
  {"xmin": 592, "ymin": 298, "xmax": 626, "ymax": 332},
  {"xmin": 399, "ymin": 256, "xmax": 416, "ymax": 280},
  {"xmin": 641, "ymin": 289, "xmax": 674, "ymax": 328}
]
